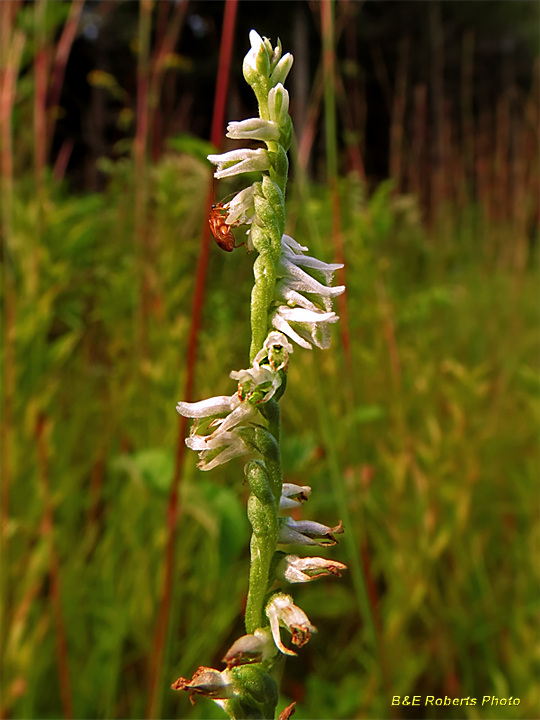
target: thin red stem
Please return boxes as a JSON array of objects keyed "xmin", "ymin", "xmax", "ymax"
[
  {"xmin": 134, "ymin": 0, "xmax": 152, "ymax": 360},
  {"xmin": 0, "ymin": 12, "xmax": 24, "ymax": 545},
  {"xmin": 149, "ymin": 0, "xmax": 188, "ymax": 162},
  {"xmin": 47, "ymin": 0, "xmax": 84, "ymax": 153},
  {"xmin": 320, "ymin": 0, "xmax": 351, "ymax": 368},
  {"xmin": 33, "ymin": 0, "xmax": 47, "ymax": 189},
  {"xmin": 36, "ymin": 415, "xmax": 74, "ymax": 720},
  {"xmin": 145, "ymin": 2, "xmax": 238, "ymax": 717}
]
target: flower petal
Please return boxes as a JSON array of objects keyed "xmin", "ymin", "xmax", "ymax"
[
  {"xmin": 224, "ymin": 186, "xmax": 256, "ymax": 226},
  {"xmin": 265, "ymin": 593, "xmax": 317, "ymax": 653},
  {"xmin": 281, "ymin": 235, "xmax": 308, "ymax": 253},
  {"xmin": 222, "ymin": 629, "xmax": 275, "ymax": 668},
  {"xmin": 244, "ymin": 29, "xmax": 266, "ymax": 73},
  {"xmin": 227, "ymin": 118, "xmax": 280, "ymax": 142},
  {"xmin": 193, "ymin": 433, "xmax": 252, "ymax": 471},
  {"xmin": 277, "ymin": 554, "xmax": 348, "ymax": 583},
  {"xmin": 176, "ymin": 395, "xmax": 236, "ymax": 418},
  {"xmin": 253, "ymin": 331, "xmax": 294, "ymax": 372},
  {"xmin": 278, "ymin": 517, "xmax": 344, "ymax": 546},
  {"xmin": 270, "ymin": 311, "xmax": 312, "ymax": 350},
  {"xmin": 275, "ymin": 284, "xmax": 321, "ymax": 313},
  {"xmin": 279, "ymin": 257, "xmax": 346, "ymax": 298},
  {"xmin": 275, "ymin": 306, "xmax": 339, "ymax": 326},
  {"xmin": 172, "ymin": 666, "xmax": 234, "ymax": 700},
  {"xmin": 207, "ymin": 148, "xmax": 271, "ymax": 180},
  {"xmin": 279, "ymin": 483, "xmax": 311, "ymax": 510}
]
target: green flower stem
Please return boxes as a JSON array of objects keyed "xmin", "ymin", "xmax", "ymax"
[
  {"xmin": 244, "ymin": 46, "xmax": 292, "ymax": 647},
  {"xmin": 249, "ymin": 175, "xmax": 286, "ymax": 363},
  {"xmin": 254, "ymin": 426, "xmax": 282, "ymax": 502},
  {"xmin": 259, "ymin": 396, "xmax": 282, "ymax": 446},
  {"xmin": 244, "ymin": 459, "xmax": 279, "ymax": 634},
  {"xmin": 249, "ymin": 254, "xmax": 276, "ymax": 363}
]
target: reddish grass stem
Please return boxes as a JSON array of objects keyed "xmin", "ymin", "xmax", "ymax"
[
  {"xmin": 36, "ymin": 416, "xmax": 74, "ymax": 720},
  {"xmin": 47, "ymin": 0, "xmax": 84, "ymax": 153},
  {"xmin": 0, "ymin": 11, "xmax": 24, "ymax": 542},
  {"xmin": 320, "ymin": 0, "xmax": 351, "ymax": 366},
  {"xmin": 145, "ymin": 2, "xmax": 238, "ymax": 717},
  {"xmin": 33, "ymin": 0, "xmax": 47, "ymax": 190},
  {"xmin": 320, "ymin": 1, "xmax": 395, "ymax": 707},
  {"xmin": 134, "ymin": 0, "xmax": 152, "ymax": 360},
  {"xmin": 150, "ymin": 0, "xmax": 188, "ymax": 163},
  {"xmin": 390, "ymin": 37, "xmax": 409, "ymax": 194}
]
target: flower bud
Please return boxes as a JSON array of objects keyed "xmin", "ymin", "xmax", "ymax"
[
  {"xmin": 243, "ymin": 29, "xmax": 270, "ymax": 85},
  {"xmin": 268, "ymin": 84, "xmax": 290, "ymax": 127},
  {"xmin": 270, "ymin": 53, "xmax": 294, "ymax": 87},
  {"xmin": 269, "ymin": 38, "xmax": 283, "ymax": 71}
]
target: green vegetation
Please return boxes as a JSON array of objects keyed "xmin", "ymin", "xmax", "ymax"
[
  {"xmin": 1, "ymin": 1, "xmax": 538, "ymax": 718},
  {"xmin": 2, "ymin": 151, "xmax": 538, "ymax": 718}
]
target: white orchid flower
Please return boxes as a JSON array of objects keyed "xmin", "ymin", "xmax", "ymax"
[
  {"xmin": 227, "ymin": 118, "xmax": 280, "ymax": 142},
  {"xmin": 172, "ymin": 666, "xmax": 234, "ymax": 700},
  {"xmin": 222, "ymin": 186, "xmax": 256, "ymax": 227},
  {"xmin": 268, "ymin": 235, "xmax": 345, "ymax": 349},
  {"xmin": 279, "ymin": 483, "xmax": 311, "ymax": 510},
  {"xmin": 278, "ymin": 517, "xmax": 344, "ymax": 546},
  {"xmin": 207, "ymin": 148, "xmax": 272, "ymax": 180},
  {"xmin": 185, "ymin": 427, "xmax": 252, "ymax": 472},
  {"xmin": 265, "ymin": 593, "xmax": 317, "ymax": 656},
  {"xmin": 222, "ymin": 628, "xmax": 275, "ymax": 669},
  {"xmin": 270, "ymin": 305, "xmax": 340, "ymax": 350},
  {"xmin": 253, "ymin": 331, "xmax": 294, "ymax": 373},
  {"xmin": 177, "ymin": 361, "xmax": 282, "ymax": 471},
  {"xmin": 230, "ymin": 364, "xmax": 282, "ymax": 404},
  {"xmin": 276, "ymin": 554, "xmax": 347, "ymax": 583}
]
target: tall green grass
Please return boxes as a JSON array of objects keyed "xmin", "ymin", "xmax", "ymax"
[
  {"xmin": 1, "ymin": 2, "xmax": 538, "ymax": 718},
  {"xmin": 1, "ymin": 155, "xmax": 538, "ymax": 718}
]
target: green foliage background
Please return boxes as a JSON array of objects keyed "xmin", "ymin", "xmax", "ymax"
[
  {"xmin": 1, "ymin": 1, "xmax": 539, "ymax": 717},
  {"xmin": 2, "ymin": 147, "xmax": 538, "ymax": 719}
]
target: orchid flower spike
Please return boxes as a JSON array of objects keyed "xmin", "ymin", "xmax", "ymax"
[
  {"xmin": 265, "ymin": 593, "xmax": 317, "ymax": 656},
  {"xmin": 276, "ymin": 554, "xmax": 348, "ymax": 583},
  {"xmin": 208, "ymin": 32, "xmax": 293, "ymax": 254},
  {"xmin": 278, "ymin": 517, "xmax": 344, "ymax": 546}
]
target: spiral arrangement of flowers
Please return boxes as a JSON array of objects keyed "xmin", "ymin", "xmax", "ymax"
[{"xmin": 174, "ymin": 31, "xmax": 346, "ymax": 720}]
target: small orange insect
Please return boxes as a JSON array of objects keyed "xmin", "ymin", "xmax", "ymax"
[{"xmin": 209, "ymin": 202, "xmax": 244, "ymax": 252}]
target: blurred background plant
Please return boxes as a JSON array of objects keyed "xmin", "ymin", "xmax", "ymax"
[{"xmin": 0, "ymin": 1, "xmax": 538, "ymax": 719}]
